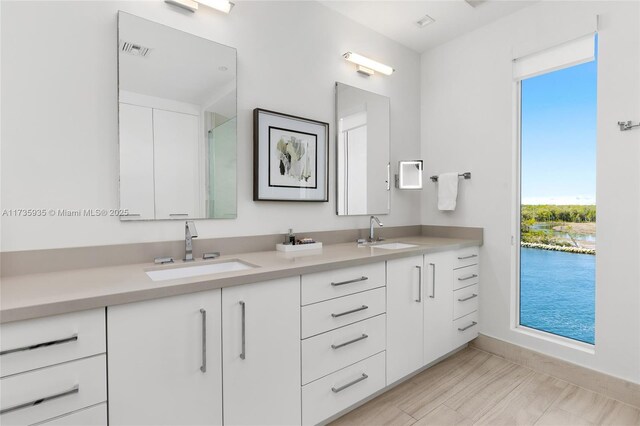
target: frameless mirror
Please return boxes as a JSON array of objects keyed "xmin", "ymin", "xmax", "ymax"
[
  {"xmin": 335, "ymin": 82, "xmax": 390, "ymax": 216},
  {"xmin": 397, "ymin": 160, "xmax": 423, "ymax": 190},
  {"xmin": 117, "ymin": 12, "xmax": 237, "ymax": 220}
]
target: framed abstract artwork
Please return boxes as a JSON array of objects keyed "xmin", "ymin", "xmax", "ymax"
[{"xmin": 253, "ymin": 108, "xmax": 329, "ymax": 201}]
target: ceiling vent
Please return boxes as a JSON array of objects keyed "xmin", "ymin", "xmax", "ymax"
[
  {"xmin": 120, "ymin": 40, "xmax": 152, "ymax": 57},
  {"xmin": 416, "ymin": 14, "xmax": 435, "ymax": 28},
  {"xmin": 464, "ymin": 0, "xmax": 487, "ymax": 7}
]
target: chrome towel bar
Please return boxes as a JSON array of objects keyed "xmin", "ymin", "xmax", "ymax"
[{"xmin": 430, "ymin": 172, "xmax": 471, "ymax": 182}]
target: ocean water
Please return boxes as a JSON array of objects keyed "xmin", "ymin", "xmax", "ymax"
[{"xmin": 520, "ymin": 247, "xmax": 595, "ymax": 344}]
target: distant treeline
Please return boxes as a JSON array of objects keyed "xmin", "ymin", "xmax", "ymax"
[{"xmin": 521, "ymin": 205, "xmax": 596, "ymax": 223}]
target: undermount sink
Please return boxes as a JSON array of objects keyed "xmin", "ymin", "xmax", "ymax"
[
  {"xmin": 371, "ymin": 242, "xmax": 418, "ymax": 250},
  {"xmin": 146, "ymin": 260, "xmax": 255, "ymax": 282}
]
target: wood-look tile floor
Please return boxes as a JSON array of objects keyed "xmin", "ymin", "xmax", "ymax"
[{"xmin": 331, "ymin": 348, "xmax": 640, "ymax": 426}]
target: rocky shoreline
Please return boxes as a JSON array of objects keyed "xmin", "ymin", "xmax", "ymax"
[{"xmin": 521, "ymin": 242, "xmax": 595, "ymax": 255}]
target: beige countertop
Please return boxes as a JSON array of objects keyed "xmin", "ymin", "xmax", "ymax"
[{"xmin": 0, "ymin": 236, "xmax": 480, "ymax": 324}]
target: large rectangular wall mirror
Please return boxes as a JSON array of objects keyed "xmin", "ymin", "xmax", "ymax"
[
  {"xmin": 118, "ymin": 12, "xmax": 237, "ymax": 220},
  {"xmin": 335, "ymin": 82, "xmax": 390, "ymax": 216}
]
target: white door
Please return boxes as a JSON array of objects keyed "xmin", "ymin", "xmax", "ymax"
[
  {"xmin": 222, "ymin": 277, "xmax": 301, "ymax": 425},
  {"xmin": 153, "ymin": 109, "xmax": 200, "ymax": 219},
  {"xmin": 107, "ymin": 290, "xmax": 222, "ymax": 426},
  {"xmin": 118, "ymin": 103, "xmax": 155, "ymax": 219},
  {"xmin": 423, "ymin": 251, "xmax": 455, "ymax": 365},
  {"xmin": 386, "ymin": 255, "xmax": 424, "ymax": 384}
]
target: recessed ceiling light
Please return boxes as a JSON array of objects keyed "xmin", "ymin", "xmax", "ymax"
[{"xmin": 416, "ymin": 14, "xmax": 435, "ymax": 28}]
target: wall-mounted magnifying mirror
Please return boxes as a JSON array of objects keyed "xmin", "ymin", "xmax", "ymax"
[
  {"xmin": 335, "ymin": 82, "xmax": 390, "ymax": 216},
  {"xmin": 117, "ymin": 12, "xmax": 237, "ymax": 220},
  {"xmin": 396, "ymin": 160, "xmax": 423, "ymax": 190}
]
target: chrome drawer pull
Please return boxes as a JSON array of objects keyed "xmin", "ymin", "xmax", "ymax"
[
  {"xmin": 200, "ymin": 309, "xmax": 207, "ymax": 373},
  {"xmin": 169, "ymin": 213, "xmax": 189, "ymax": 216},
  {"xmin": 0, "ymin": 385, "xmax": 79, "ymax": 415},
  {"xmin": 331, "ymin": 305, "xmax": 368, "ymax": 318},
  {"xmin": 457, "ymin": 254, "xmax": 478, "ymax": 260},
  {"xmin": 331, "ymin": 276, "xmax": 368, "ymax": 286},
  {"xmin": 331, "ymin": 334, "xmax": 368, "ymax": 350},
  {"xmin": 331, "ymin": 373, "xmax": 368, "ymax": 393},
  {"xmin": 0, "ymin": 334, "xmax": 78, "ymax": 356},
  {"xmin": 415, "ymin": 265, "xmax": 422, "ymax": 302},
  {"xmin": 239, "ymin": 301, "xmax": 246, "ymax": 360},
  {"xmin": 458, "ymin": 274, "xmax": 478, "ymax": 281},
  {"xmin": 429, "ymin": 263, "xmax": 436, "ymax": 299},
  {"xmin": 458, "ymin": 294, "xmax": 478, "ymax": 302},
  {"xmin": 458, "ymin": 321, "xmax": 478, "ymax": 332}
]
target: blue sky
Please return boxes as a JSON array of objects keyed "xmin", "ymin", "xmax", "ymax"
[{"xmin": 521, "ymin": 53, "xmax": 597, "ymax": 205}]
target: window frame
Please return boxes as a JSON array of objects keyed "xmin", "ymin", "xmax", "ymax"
[{"xmin": 510, "ymin": 73, "xmax": 596, "ymax": 352}]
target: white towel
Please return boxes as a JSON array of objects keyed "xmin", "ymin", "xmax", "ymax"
[{"xmin": 437, "ymin": 173, "xmax": 459, "ymax": 211}]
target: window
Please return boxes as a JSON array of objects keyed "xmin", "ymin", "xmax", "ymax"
[{"xmin": 517, "ymin": 36, "xmax": 597, "ymax": 345}]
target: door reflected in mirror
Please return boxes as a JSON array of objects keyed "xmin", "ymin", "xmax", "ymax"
[
  {"xmin": 118, "ymin": 12, "xmax": 237, "ymax": 220},
  {"xmin": 335, "ymin": 82, "xmax": 390, "ymax": 216}
]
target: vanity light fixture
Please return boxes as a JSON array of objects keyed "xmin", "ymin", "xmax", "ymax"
[
  {"xmin": 343, "ymin": 52, "xmax": 394, "ymax": 76},
  {"xmin": 165, "ymin": 0, "xmax": 234, "ymax": 14}
]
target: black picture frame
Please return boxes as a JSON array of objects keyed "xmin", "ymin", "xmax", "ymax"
[{"xmin": 253, "ymin": 108, "xmax": 329, "ymax": 202}]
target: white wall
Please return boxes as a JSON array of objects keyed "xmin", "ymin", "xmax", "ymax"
[
  {"xmin": 0, "ymin": 0, "xmax": 421, "ymax": 251},
  {"xmin": 421, "ymin": 1, "xmax": 640, "ymax": 382}
]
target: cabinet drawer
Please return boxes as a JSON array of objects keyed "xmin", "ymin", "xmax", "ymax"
[
  {"xmin": 0, "ymin": 309, "xmax": 106, "ymax": 378},
  {"xmin": 0, "ymin": 355, "xmax": 107, "ymax": 426},
  {"xmin": 453, "ymin": 264, "xmax": 479, "ymax": 291},
  {"xmin": 452, "ymin": 311, "xmax": 479, "ymax": 348},
  {"xmin": 301, "ymin": 262, "xmax": 385, "ymax": 305},
  {"xmin": 302, "ymin": 351, "xmax": 386, "ymax": 425},
  {"xmin": 453, "ymin": 284, "xmax": 479, "ymax": 320},
  {"xmin": 302, "ymin": 314, "xmax": 385, "ymax": 385},
  {"xmin": 36, "ymin": 403, "xmax": 107, "ymax": 426},
  {"xmin": 454, "ymin": 247, "xmax": 479, "ymax": 269},
  {"xmin": 302, "ymin": 287, "xmax": 386, "ymax": 338}
]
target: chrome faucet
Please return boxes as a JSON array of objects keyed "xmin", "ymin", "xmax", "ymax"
[
  {"xmin": 184, "ymin": 221, "xmax": 198, "ymax": 261},
  {"xmin": 369, "ymin": 216, "xmax": 384, "ymax": 242}
]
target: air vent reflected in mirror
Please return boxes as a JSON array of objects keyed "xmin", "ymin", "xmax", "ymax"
[{"xmin": 120, "ymin": 40, "xmax": 152, "ymax": 57}]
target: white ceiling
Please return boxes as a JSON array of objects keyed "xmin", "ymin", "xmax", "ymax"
[{"xmin": 320, "ymin": 0, "xmax": 537, "ymax": 53}]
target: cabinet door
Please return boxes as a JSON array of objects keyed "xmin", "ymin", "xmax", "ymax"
[
  {"xmin": 386, "ymin": 255, "xmax": 424, "ymax": 384},
  {"xmin": 153, "ymin": 109, "xmax": 200, "ymax": 219},
  {"xmin": 223, "ymin": 277, "xmax": 301, "ymax": 425},
  {"xmin": 107, "ymin": 291, "xmax": 222, "ymax": 426},
  {"xmin": 118, "ymin": 103, "xmax": 155, "ymax": 219},
  {"xmin": 423, "ymin": 251, "xmax": 455, "ymax": 365}
]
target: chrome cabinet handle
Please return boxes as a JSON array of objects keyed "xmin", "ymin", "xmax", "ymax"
[
  {"xmin": 331, "ymin": 305, "xmax": 368, "ymax": 318},
  {"xmin": 458, "ymin": 321, "xmax": 478, "ymax": 332},
  {"xmin": 239, "ymin": 301, "xmax": 246, "ymax": 360},
  {"xmin": 458, "ymin": 294, "xmax": 478, "ymax": 302},
  {"xmin": 331, "ymin": 373, "xmax": 368, "ymax": 393},
  {"xmin": 331, "ymin": 276, "xmax": 368, "ymax": 286},
  {"xmin": 0, "ymin": 385, "xmax": 79, "ymax": 415},
  {"xmin": 0, "ymin": 334, "xmax": 78, "ymax": 356},
  {"xmin": 199, "ymin": 309, "xmax": 206, "ymax": 373},
  {"xmin": 331, "ymin": 334, "xmax": 368, "ymax": 350},
  {"xmin": 415, "ymin": 265, "xmax": 422, "ymax": 302},
  {"xmin": 458, "ymin": 274, "xmax": 478, "ymax": 281},
  {"xmin": 429, "ymin": 263, "xmax": 436, "ymax": 299},
  {"xmin": 169, "ymin": 213, "xmax": 189, "ymax": 217},
  {"xmin": 458, "ymin": 254, "xmax": 478, "ymax": 260}
]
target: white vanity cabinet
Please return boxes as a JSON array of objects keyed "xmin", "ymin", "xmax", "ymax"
[
  {"xmin": 107, "ymin": 290, "xmax": 223, "ymax": 426},
  {"xmin": 423, "ymin": 250, "xmax": 456, "ymax": 365},
  {"xmin": 386, "ymin": 247, "xmax": 480, "ymax": 384},
  {"xmin": 300, "ymin": 263, "xmax": 387, "ymax": 425},
  {"xmin": 386, "ymin": 255, "xmax": 424, "ymax": 384},
  {"xmin": 0, "ymin": 309, "xmax": 107, "ymax": 426},
  {"xmin": 222, "ymin": 277, "xmax": 301, "ymax": 426}
]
